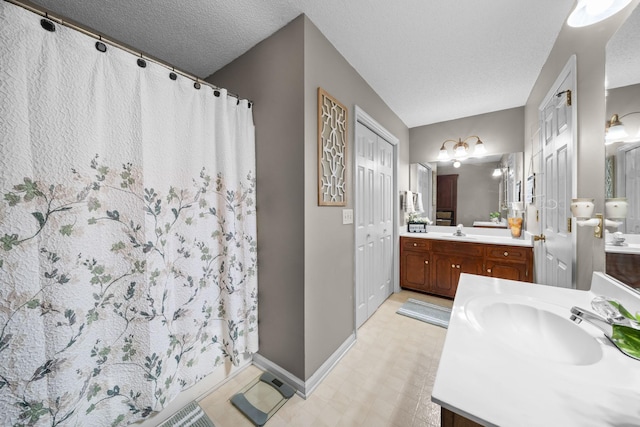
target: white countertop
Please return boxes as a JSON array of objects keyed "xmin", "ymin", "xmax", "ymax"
[
  {"xmin": 606, "ymin": 243, "xmax": 640, "ymax": 255},
  {"xmin": 400, "ymin": 230, "xmax": 533, "ymax": 248},
  {"xmin": 432, "ymin": 273, "xmax": 640, "ymax": 426},
  {"xmin": 605, "ymin": 233, "xmax": 640, "ymax": 255},
  {"xmin": 472, "ymin": 220, "xmax": 508, "ymax": 228}
]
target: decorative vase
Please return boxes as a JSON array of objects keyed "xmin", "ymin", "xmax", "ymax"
[
  {"xmin": 605, "ymin": 198, "xmax": 628, "ymax": 219},
  {"xmin": 570, "ymin": 198, "xmax": 595, "ymax": 220},
  {"xmin": 508, "ymin": 217, "xmax": 523, "ymax": 238}
]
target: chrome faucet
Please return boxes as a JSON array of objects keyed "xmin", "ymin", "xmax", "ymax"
[
  {"xmin": 453, "ymin": 223, "xmax": 465, "ymax": 237},
  {"xmin": 570, "ymin": 306, "xmax": 640, "ymax": 361},
  {"xmin": 569, "ymin": 306, "xmax": 613, "ymax": 338}
]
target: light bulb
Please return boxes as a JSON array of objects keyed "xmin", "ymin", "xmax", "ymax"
[
  {"xmin": 454, "ymin": 145, "xmax": 467, "ymax": 157},
  {"xmin": 453, "ymin": 160, "xmax": 461, "ymax": 168}
]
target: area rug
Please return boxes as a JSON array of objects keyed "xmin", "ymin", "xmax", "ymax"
[
  {"xmin": 397, "ymin": 298, "xmax": 452, "ymax": 328},
  {"xmin": 158, "ymin": 401, "xmax": 216, "ymax": 427}
]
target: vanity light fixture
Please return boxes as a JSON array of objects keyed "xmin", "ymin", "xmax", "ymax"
[
  {"xmin": 604, "ymin": 197, "xmax": 628, "ymax": 228},
  {"xmin": 605, "ymin": 112, "xmax": 640, "ymax": 144},
  {"xmin": 570, "ymin": 198, "xmax": 603, "ymax": 238},
  {"xmin": 567, "ymin": 0, "xmax": 633, "ymax": 27},
  {"xmin": 438, "ymin": 135, "xmax": 487, "ymax": 164}
]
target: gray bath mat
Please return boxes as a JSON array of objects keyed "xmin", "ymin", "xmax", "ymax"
[
  {"xmin": 158, "ymin": 400, "xmax": 215, "ymax": 427},
  {"xmin": 397, "ymin": 298, "xmax": 452, "ymax": 328}
]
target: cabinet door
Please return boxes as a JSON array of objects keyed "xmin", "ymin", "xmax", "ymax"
[
  {"xmin": 485, "ymin": 260, "xmax": 527, "ymax": 282},
  {"xmin": 431, "ymin": 253, "xmax": 456, "ymax": 297},
  {"xmin": 432, "ymin": 254, "xmax": 483, "ymax": 298},
  {"xmin": 402, "ymin": 251, "xmax": 430, "ymax": 291}
]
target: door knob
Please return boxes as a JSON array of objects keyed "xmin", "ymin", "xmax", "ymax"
[{"xmin": 533, "ymin": 234, "xmax": 546, "ymax": 242}]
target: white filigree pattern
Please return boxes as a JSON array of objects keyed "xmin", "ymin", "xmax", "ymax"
[{"xmin": 318, "ymin": 88, "xmax": 348, "ymax": 206}]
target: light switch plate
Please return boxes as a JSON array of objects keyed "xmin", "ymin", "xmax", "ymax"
[{"xmin": 342, "ymin": 209, "xmax": 353, "ymax": 224}]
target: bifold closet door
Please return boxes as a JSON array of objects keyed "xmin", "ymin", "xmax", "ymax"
[{"xmin": 355, "ymin": 121, "xmax": 393, "ymax": 328}]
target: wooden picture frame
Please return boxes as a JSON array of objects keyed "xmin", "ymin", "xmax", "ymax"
[{"xmin": 318, "ymin": 87, "xmax": 348, "ymax": 206}]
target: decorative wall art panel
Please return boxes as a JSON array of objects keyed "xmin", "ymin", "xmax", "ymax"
[{"xmin": 318, "ymin": 88, "xmax": 348, "ymax": 206}]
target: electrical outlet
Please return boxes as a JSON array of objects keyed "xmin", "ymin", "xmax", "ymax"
[{"xmin": 342, "ymin": 209, "xmax": 353, "ymax": 225}]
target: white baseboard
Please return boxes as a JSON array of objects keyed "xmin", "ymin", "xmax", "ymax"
[
  {"xmin": 251, "ymin": 353, "xmax": 306, "ymax": 397},
  {"xmin": 304, "ymin": 332, "xmax": 356, "ymax": 396},
  {"xmin": 252, "ymin": 332, "xmax": 356, "ymax": 398}
]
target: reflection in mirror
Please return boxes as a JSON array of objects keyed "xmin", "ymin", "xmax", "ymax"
[
  {"xmin": 410, "ymin": 152, "xmax": 523, "ymax": 229},
  {"xmin": 605, "ymin": 2, "xmax": 640, "ymax": 289}
]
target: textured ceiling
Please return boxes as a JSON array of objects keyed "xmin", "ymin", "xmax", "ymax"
[
  {"xmin": 28, "ymin": 0, "xmax": 580, "ymax": 127},
  {"xmin": 606, "ymin": 4, "xmax": 640, "ymax": 89}
]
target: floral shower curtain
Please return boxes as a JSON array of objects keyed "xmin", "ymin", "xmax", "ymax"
[{"xmin": 0, "ymin": 2, "xmax": 258, "ymax": 426}]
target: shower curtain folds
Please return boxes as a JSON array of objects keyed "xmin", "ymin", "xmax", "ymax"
[{"xmin": 0, "ymin": 2, "xmax": 257, "ymax": 425}]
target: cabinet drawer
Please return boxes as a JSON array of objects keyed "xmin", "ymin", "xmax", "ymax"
[
  {"xmin": 431, "ymin": 240, "xmax": 484, "ymax": 257},
  {"xmin": 485, "ymin": 245, "xmax": 530, "ymax": 261},
  {"xmin": 402, "ymin": 237, "xmax": 430, "ymax": 250}
]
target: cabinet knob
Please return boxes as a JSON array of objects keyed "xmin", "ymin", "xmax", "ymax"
[
  {"xmin": 451, "ymin": 264, "xmax": 455, "ymax": 268},
  {"xmin": 413, "ymin": 243, "xmax": 417, "ymax": 247},
  {"xmin": 503, "ymin": 252, "xmax": 509, "ymax": 257},
  {"xmin": 487, "ymin": 268, "xmax": 492, "ymax": 273},
  {"xmin": 425, "ymin": 260, "xmax": 429, "ymax": 265},
  {"xmin": 456, "ymin": 265, "xmax": 461, "ymax": 269}
]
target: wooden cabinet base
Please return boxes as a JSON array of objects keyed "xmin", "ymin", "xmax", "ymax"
[
  {"xmin": 606, "ymin": 252, "xmax": 640, "ymax": 289},
  {"xmin": 441, "ymin": 407, "xmax": 483, "ymax": 427},
  {"xmin": 400, "ymin": 237, "xmax": 533, "ymax": 299}
]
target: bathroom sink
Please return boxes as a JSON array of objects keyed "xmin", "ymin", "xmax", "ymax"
[{"xmin": 466, "ymin": 297, "xmax": 603, "ymax": 365}]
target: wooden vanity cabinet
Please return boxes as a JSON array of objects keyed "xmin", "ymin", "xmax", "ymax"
[
  {"xmin": 484, "ymin": 245, "xmax": 531, "ymax": 282},
  {"xmin": 431, "ymin": 253, "xmax": 483, "ymax": 298},
  {"xmin": 400, "ymin": 237, "xmax": 533, "ymax": 298},
  {"xmin": 606, "ymin": 252, "xmax": 640, "ymax": 289},
  {"xmin": 401, "ymin": 237, "xmax": 432, "ymax": 292}
]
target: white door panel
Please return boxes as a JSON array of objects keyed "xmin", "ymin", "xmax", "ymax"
[
  {"xmin": 356, "ymin": 121, "xmax": 395, "ymax": 328},
  {"xmin": 537, "ymin": 60, "xmax": 575, "ymax": 289}
]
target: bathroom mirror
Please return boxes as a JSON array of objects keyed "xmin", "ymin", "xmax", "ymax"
[
  {"xmin": 410, "ymin": 152, "xmax": 523, "ymax": 228},
  {"xmin": 605, "ymin": 3, "xmax": 640, "ymax": 288}
]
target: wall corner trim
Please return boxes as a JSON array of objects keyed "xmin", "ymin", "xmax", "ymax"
[{"xmin": 252, "ymin": 332, "xmax": 356, "ymax": 398}]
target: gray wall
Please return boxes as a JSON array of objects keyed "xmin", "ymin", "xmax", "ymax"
[
  {"xmin": 206, "ymin": 16, "xmax": 306, "ymax": 379},
  {"xmin": 438, "ymin": 162, "xmax": 501, "ymax": 227},
  {"xmin": 207, "ymin": 14, "xmax": 410, "ymax": 381},
  {"xmin": 523, "ymin": 1, "xmax": 639, "ymax": 289},
  {"xmin": 409, "ymin": 107, "xmax": 525, "ymax": 164},
  {"xmin": 303, "ymin": 16, "xmax": 410, "ymax": 378}
]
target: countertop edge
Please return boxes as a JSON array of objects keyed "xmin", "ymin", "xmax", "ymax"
[{"xmin": 399, "ymin": 232, "xmax": 533, "ymax": 248}]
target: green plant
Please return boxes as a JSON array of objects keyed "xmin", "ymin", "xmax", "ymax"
[{"xmin": 489, "ymin": 211, "xmax": 501, "ymax": 219}]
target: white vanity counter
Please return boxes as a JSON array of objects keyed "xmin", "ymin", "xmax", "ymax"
[
  {"xmin": 432, "ymin": 273, "xmax": 640, "ymax": 426},
  {"xmin": 400, "ymin": 228, "xmax": 533, "ymax": 248},
  {"xmin": 605, "ymin": 234, "xmax": 640, "ymax": 255}
]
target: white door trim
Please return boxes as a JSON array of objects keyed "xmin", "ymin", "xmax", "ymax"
[
  {"xmin": 536, "ymin": 55, "xmax": 578, "ymax": 288},
  {"xmin": 353, "ymin": 106, "xmax": 399, "ymax": 331}
]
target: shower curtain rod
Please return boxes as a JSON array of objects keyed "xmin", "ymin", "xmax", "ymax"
[{"xmin": 4, "ymin": 0, "xmax": 252, "ymax": 105}]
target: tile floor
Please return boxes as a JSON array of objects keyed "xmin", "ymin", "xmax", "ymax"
[{"xmin": 198, "ymin": 290, "xmax": 452, "ymax": 427}]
